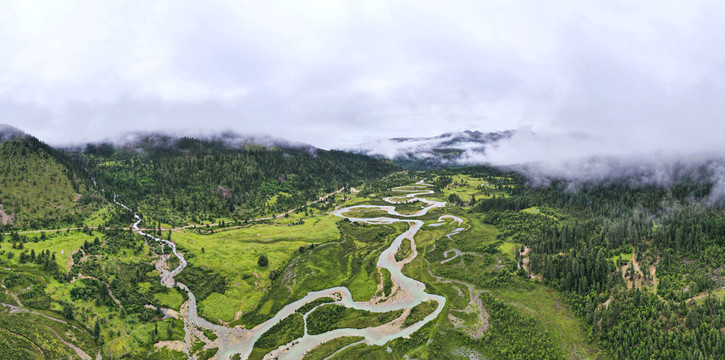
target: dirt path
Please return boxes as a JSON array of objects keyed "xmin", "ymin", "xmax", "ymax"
[
  {"xmin": 621, "ymin": 252, "xmax": 646, "ymax": 289},
  {"xmin": 50, "ymin": 327, "xmax": 92, "ymax": 360},
  {"xmin": 1, "ymin": 302, "xmax": 80, "ymax": 328},
  {"xmin": 10, "ymin": 291, "xmax": 23, "ymax": 307}
]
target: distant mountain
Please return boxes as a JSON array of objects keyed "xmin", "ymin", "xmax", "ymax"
[{"xmin": 352, "ymin": 130, "xmax": 515, "ymax": 169}]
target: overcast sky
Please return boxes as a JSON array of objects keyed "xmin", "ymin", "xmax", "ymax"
[{"xmin": 2, "ymin": 0, "xmax": 725, "ymax": 156}]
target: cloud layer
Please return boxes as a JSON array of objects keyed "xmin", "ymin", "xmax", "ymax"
[{"xmin": 1, "ymin": 0, "xmax": 724, "ymax": 162}]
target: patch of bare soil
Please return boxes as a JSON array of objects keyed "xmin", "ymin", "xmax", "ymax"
[
  {"xmin": 0, "ymin": 204, "xmax": 13, "ymax": 225},
  {"xmin": 621, "ymin": 252, "xmax": 646, "ymax": 289},
  {"xmin": 520, "ymin": 246, "xmax": 531, "ymax": 257},
  {"xmin": 163, "ymin": 308, "xmax": 181, "ymax": 319},
  {"xmin": 448, "ymin": 313, "xmax": 465, "ymax": 328},
  {"xmin": 49, "ymin": 327, "xmax": 92, "ymax": 360},
  {"xmin": 599, "ymin": 296, "xmax": 612, "ymax": 310},
  {"xmin": 155, "ymin": 340, "xmax": 186, "ymax": 352},
  {"xmin": 217, "ymin": 186, "xmax": 233, "ymax": 198}
]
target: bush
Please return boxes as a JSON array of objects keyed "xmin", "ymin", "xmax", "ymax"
[{"xmin": 258, "ymin": 254, "xmax": 269, "ymax": 267}]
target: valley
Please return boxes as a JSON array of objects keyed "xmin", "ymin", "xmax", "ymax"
[
  {"xmin": 3, "ymin": 3, "xmax": 724, "ymax": 359},
  {"xmin": 2, "ymin": 131, "xmax": 725, "ymax": 360}
]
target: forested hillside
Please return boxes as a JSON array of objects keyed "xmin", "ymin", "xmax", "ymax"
[
  {"xmin": 0, "ymin": 135, "xmax": 103, "ymax": 229},
  {"xmin": 81, "ymin": 136, "xmax": 400, "ymax": 225},
  {"xmin": 470, "ymin": 166, "xmax": 725, "ymax": 359}
]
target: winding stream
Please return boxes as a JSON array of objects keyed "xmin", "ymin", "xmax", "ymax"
[{"xmin": 115, "ymin": 180, "xmax": 453, "ymax": 359}]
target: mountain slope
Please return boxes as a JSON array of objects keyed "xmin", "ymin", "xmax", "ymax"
[
  {"xmin": 81, "ymin": 133, "xmax": 400, "ymax": 225},
  {"xmin": 353, "ymin": 129, "xmax": 514, "ymax": 169},
  {"xmin": 0, "ymin": 128, "xmax": 103, "ymax": 229}
]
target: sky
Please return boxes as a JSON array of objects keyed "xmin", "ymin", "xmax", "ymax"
[{"xmin": 2, "ymin": 0, "xmax": 725, "ymax": 159}]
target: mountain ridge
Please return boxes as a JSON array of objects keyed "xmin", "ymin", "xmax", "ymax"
[{"xmin": 352, "ymin": 129, "xmax": 515, "ymax": 169}]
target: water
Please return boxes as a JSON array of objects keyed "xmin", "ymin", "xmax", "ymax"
[{"xmin": 116, "ymin": 179, "xmax": 449, "ymax": 359}]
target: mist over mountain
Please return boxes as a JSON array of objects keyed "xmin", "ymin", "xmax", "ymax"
[
  {"xmin": 351, "ymin": 129, "xmax": 514, "ymax": 169},
  {"xmin": 451, "ymin": 128, "xmax": 725, "ymax": 202},
  {"xmin": 355, "ymin": 126, "xmax": 725, "ymax": 203},
  {"xmin": 74, "ymin": 129, "xmax": 316, "ymax": 155},
  {"xmin": 0, "ymin": 123, "xmax": 26, "ymax": 142}
]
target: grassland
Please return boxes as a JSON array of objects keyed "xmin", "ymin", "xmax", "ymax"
[
  {"xmin": 329, "ymin": 343, "xmax": 392, "ymax": 359},
  {"xmin": 1, "ymin": 230, "xmax": 97, "ymax": 269},
  {"xmin": 239, "ymin": 220, "xmax": 407, "ymax": 327},
  {"xmin": 489, "ymin": 284, "xmax": 603, "ymax": 359},
  {"xmin": 172, "ymin": 214, "xmax": 342, "ymax": 322},
  {"xmin": 404, "ymin": 300, "xmax": 438, "ymax": 327},
  {"xmin": 395, "ymin": 238, "xmax": 413, "ymax": 261},
  {"xmin": 0, "ymin": 228, "xmax": 192, "ymax": 359},
  {"xmin": 154, "ymin": 287, "xmax": 186, "ymax": 310},
  {"xmin": 0, "ymin": 307, "xmax": 97, "ymax": 359},
  {"xmin": 435, "ymin": 174, "xmax": 510, "ymax": 201}
]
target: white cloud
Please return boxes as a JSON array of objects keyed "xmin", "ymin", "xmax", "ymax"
[{"xmin": 0, "ymin": 0, "xmax": 723, "ymax": 160}]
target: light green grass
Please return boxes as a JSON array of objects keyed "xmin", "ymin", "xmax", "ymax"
[
  {"xmin": 437, "ymin": 174, "xmax": 509, "ymax": 201},
  {"xmin": 522, "ymin": 206, "xmax": 541, "ymax": 214},
  {"xmin": 302, "ymin": 336, "xmax": 364, "ymax": 360},
  {"xmin": 490, "ymin": 284, "xmax": 603, "ymax": 359},
  {"xmin": 155, "ymin": 287, "xmax": 185, "ymax": 310},
  {"xmin": 181, "ymin": 213, "xmax": 340, "ymax": 243},
  {"xmin": 173, "ymin": 213, "xmax": 343, "ymax": 322},
  {"xmin": 497, "ymin": 242, "xmax": 521, "ymax": 260},
  {"xmin": 611, "ymin": 252, "xmax": 633, "ymax": 263},
  {"xmin": 84, "ymin": 205, "xmax": 112, "ymax": 227},
  {"xmin": 3, "ymin": 231, "xmax": 96, "ymax": 269},
  {"xmin": 200, "ymin": 292, "xmax": 239, "ymax": 322}
]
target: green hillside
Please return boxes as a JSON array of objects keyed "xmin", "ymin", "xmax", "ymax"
[
  {"xmin": 0, "ymin": 136, "xmax": 103, "ymax": 229},
  {"xmin": 82, "ymin": 136, "xmax": 400, "ymax": 226}
]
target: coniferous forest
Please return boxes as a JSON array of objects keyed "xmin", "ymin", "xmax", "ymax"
[{"xmin": 81, "ymin": 136, "xmax": 399, "ymax": 225}]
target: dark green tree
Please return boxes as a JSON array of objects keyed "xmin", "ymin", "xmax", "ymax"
[{"xmin": 258, "ymin": 254, "xmax": 269, "ymax": 267}]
